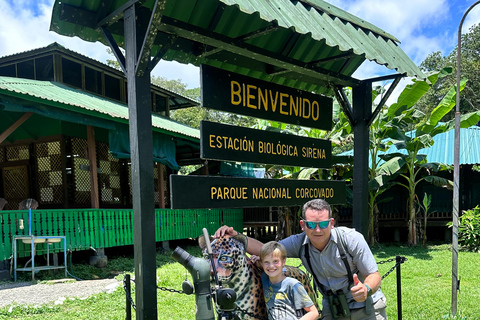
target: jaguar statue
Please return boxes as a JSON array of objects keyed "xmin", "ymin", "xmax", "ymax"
[{"xmin": 199, "ymin": 234, "xmax": 319, "ymax": 320}]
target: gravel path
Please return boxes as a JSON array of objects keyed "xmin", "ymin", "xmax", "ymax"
[{"xmin": 0, "ymin": 278, "xmax": 121, "ymax": 308}]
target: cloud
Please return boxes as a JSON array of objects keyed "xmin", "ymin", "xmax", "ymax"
[
  {"xmin": 153, "ymin": 61, "xmax": 200, "ymax": 89},
  {"xmin": 463, "ymin": 5, "xmax": 480, "ymax": 32},
  {"xmin": 0, "ymin": 0, "xmax": 200, "ymax": 88},
  {"xmin": 324, "ymin": 0, "xmax": 459, "ymax": 65}
]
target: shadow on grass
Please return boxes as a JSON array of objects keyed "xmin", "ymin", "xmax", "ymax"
[{"xmin": 372, "ymin": 242, "xmax": 451, "ymax": 262}]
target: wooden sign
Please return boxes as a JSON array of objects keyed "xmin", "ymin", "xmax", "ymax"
[
  {"xmin": 170, "ymin": 175, "xmax": 346, "ymax": 209},
  {"xmin": 201, "ymin": 121, "xmax": 331, "ymax": 168},
  {"xmin": 201, "ymin": 65, "xmax": 333, "ymax": 130}
]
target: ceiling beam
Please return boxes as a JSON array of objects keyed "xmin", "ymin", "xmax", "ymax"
[
  {"xmin": 0, "ymin": 112, "xmax": 33, "ymax": 144},
  {"xmin": 310, "ymin": 52, "xmax": 357, "ymax": 66},
  {"xmin": 136, "ymin": 0, "xmax": 166, "ymax": 76},
  {"xmin": 158, "ymin": 16, "xmax": 362, "ymax": 87},
  {"xmin": 333, "ymin": 86, "xmax": 355, "ymax": 125},
  {"xmin": 200, "ymin": 24, "xmax": 280, "ymax": 58},
  {"xmin": 95, "ymin": 0, "xmax": 143, "ymax": 28},
  {"xmin": 101, "ymin": 26, "xmax": 127, "ymax": 74},
  {"xmin": 148, "ymin": 35, "xmax": 177, "ymax": 72},
  {"xmin": 362, "ymin": 72, "xmax": 406, "ymax": 84},
  {"xmin": 367, "ymin": 76, "xmax": 403, "ymax": 127}
]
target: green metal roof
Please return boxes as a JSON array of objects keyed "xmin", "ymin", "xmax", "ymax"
[
  {"xmin": 339, "ymin": 125, "xmax": 480, "ymax": 166},
  {"xmin": 0, "ymin": 42, "xmax": 199, "ymax": 111},
  {"xmin": 49, "ymin": 0, "xmax": 426, "ymax": 95},
  {"xmin": 0, "ymin": 76, "xmax": 200, "ymax": 141}
]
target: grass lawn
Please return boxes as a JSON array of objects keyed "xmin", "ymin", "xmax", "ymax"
[{"xmin": 0, "ymin": 242, "xmax": 478, "ymax": 320}]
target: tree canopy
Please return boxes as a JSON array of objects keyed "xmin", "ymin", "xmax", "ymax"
[{"xmin": 418, "ymin": 24, "xmax": 480, "ymax": 118}]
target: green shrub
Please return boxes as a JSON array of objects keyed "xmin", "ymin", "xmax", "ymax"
[{"xmin": 457, "ymin": 206, "xmax": 480, "ymax": 252}]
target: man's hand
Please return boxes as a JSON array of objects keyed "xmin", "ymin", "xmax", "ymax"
[
  {"xmin": 350, "ymin": 274, "xmax": 369, "ymax": 302},
  {"xmin": 214, "ymin": 225, "xmax": 238, "ymax": 238}
]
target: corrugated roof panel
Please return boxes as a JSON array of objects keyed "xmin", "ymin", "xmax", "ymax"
[
  {"xmin": 339, "ymin": 126, "xmax": 480, "ymax": 166},
  {"xmin": 50, "ymin": 0, "xmax": 426, "ymax": 96},
  {"xmin": 0, "ymin": 77, "xmax": 199, "ymax": 140}
]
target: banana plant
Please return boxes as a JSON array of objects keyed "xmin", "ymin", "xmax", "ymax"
[
  {"xmin": 380, "ymin": 73, "xmax": 480, "ymax": 246},
  {"xmin": 365, "ymin": 69, "xmax": 453, "ymax": 245},
  {"xmin": 418, "ymin": 192, "xmax": 432, "ymax": 247}
]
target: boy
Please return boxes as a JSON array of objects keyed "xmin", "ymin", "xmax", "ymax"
[{"xmin": 259, "ymin": 241, "xmax": 319, "ymax": 320}]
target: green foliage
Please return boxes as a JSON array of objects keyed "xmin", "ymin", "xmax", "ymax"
[
  {"xmin": 418, "ymin": 24, "xmax": 480, "ymax": 118},
  {"xmin": 377, "ymin": 67, "xmax": 480, "ymax": 246},
  {"xmin": 457, "ymin": 206, "xmax": 480, "ymax": 252},
  {"xmin": 419, "ymin": 192, "xmax": 432, "ymax": 247},
  {"xmin": 151, "ymin": 75, "xmax": 188, "ymax": 94}
]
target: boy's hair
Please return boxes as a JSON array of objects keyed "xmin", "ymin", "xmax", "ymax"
[{"xmin": 260, "ymin": 241, "xmax": 287, "ymax": 261}]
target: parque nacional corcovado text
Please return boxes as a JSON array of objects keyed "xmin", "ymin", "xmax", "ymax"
[{"xmin": 210, "ymin": 186, "xmax": 335, "ymax": 200}]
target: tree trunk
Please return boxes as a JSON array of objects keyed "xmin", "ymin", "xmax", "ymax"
[
  {"xmin": 408, "ymin": 194, "xmax": 417, "ymax": 246},
  {"xmin": 368, "ymin": 197, "xmax": 375, "ymax": 246}
]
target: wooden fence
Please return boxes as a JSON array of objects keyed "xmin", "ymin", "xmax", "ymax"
[{"xmin": 0, "ymin": 208, "xmax": 243, "ymax": 260}]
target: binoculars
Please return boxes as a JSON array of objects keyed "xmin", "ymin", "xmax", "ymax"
[{"xmin": 326, "ymin": 289, "xmax": 351, "ymax": 319}]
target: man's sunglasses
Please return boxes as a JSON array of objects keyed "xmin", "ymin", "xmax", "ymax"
[{"xmin": 303, "ymin": 219, "xmax": 332, "ymax": 230}]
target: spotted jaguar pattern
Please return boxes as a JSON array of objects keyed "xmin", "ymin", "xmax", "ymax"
[{"xmin": 199, "ymin": 234, "xmax": 319, "ymax": 320}]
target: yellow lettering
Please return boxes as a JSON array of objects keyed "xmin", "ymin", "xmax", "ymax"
[
  {"xmin": 312, "ymin": 101, "xmax": 319, "ymax": 121},
  {"xmin": 246, "ymin": 85, "xmax": 257, "ymax": 109},
  {"xmin": 209, "ymin": 135, "xmax": 215, "ymax": 148},
  {"xmin": 242, "ymin": 83, "xmax": 246, "ymax": 107},
  {"xmin": 231, "ymin": 81, "xmax": 241, "ymax": 105},
  {"xmin": 279, "ymin": 93, "xmax": 288, "ymax": 115},
  {"xmin": 269, "ymin": 90, "xmax": 279, "ymax": 112},
  {"xmin": 303, "ymin": 98, "xmax": 311, "ymax": 119},
  {"xmin": 290, "ymin": 96, "xmax": 299, "ymax": 116},
  {"xmin": 211, "ymin": 187, "xmax": 218, "ymax": 199},
  {"xmin": 216, "ymin": 136, "xmax": 223, "ymax": 148},
  {"xmin": 258, "ymin": 88, "xmax": 268, "ymax": 111}
]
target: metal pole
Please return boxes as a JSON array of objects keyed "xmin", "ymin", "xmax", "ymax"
[
  {"xmin": 125, "ymin": 274, "xmax": 132, "ymax": 320},
  {"xmin": 453, "ymin": 1, "xmax": 480, "ymax": 315},
  {"xmin": 396, "ymin": 256, "xmax": 402, "ymax": 320}
]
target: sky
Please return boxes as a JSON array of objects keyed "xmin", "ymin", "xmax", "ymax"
[{"xmin": 0, "ymin": 0, "xmax": 479, "ymax": 95}]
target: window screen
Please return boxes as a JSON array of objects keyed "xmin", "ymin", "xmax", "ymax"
[
  {"xmin": 35, "ymin": 55, "xmax": 54, "ymax": 81},
  {"xmin": 62, "ymin": 58, "xmax": 82, "ymax": 88}
]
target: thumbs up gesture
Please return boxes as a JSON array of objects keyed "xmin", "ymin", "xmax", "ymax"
[{"xmin": 350, "ymin": 274, "xmax": 368, "ymax": 302}]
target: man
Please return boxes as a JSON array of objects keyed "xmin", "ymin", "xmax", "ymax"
[{"xmin": 215, "ymin": 199, "xmax": 387, "ymax": 320}]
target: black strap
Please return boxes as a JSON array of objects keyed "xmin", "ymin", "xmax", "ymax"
[
  {"xmin": 304, "ymin": 241, "xmax": 324, "ymax": 295},
  {"xmin": 335, "ymin": 228, "xmax": 354, "ymax": 289}
]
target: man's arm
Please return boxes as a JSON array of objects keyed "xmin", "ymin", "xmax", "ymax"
[{"xmin": 214, "ymin": 225, "xmax": 264, "ymax": 256}]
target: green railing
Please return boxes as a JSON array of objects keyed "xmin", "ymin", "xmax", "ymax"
[{"xmin": 0, "ymin": 208, "xmax": 243, "ymax": 260}]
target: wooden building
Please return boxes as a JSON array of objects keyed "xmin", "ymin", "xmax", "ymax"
[
  {"xmin": 0, "ymin": 42, "xmax": 201, "ymax": 210},
  {"xmin": 0, "ymin": 44, "xmax": 242, "ymax": 263}
]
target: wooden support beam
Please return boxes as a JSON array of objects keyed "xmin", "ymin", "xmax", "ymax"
[
  {"xmin": 158, "ymin": 163, "xmax": 165, "ymax": 208},
  {"xmin": 136, "ymin": 0, "xmax": 165, "ymax": 76},
  {"xmin": 158, "ymin": 16, "xmax": 362, "ymax": 88},
  {"xmin": 352, "ymin": 83, "xmax": 372, "ymax": 238},
  {"xmin": 101, "ymin": 26, "xmax": 127, "ymax": 74},
  {"xmin": 333, "ymin": 87, "xmax": 354, "ymax": 125},
  {"xmin": 367, "ymin": 76, "xmax": 403, "ymax": 127},
  {"xmin": 87, "ymin": 126, "xmax": 99, "ymax": 208},
  {"xmin": 0, "ymin": 112, "xmax": 33, "ymax": 144},
  {"xmin": 124, "ymin": 3, "xmax": 157, "ymax": 318}
]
